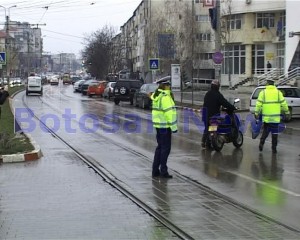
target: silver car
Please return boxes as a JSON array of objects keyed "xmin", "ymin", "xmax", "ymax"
[{"xmin": 103, "ymin": 81, "xmax": 116, "ymax": 99}]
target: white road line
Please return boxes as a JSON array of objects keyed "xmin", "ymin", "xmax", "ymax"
[{"xmin": 227, "ymin": 170, "xmax": 300, "ymax": 197}]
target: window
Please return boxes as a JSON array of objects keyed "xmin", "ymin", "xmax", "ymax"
[
  {"xmin": 277, "ymin": 11, "xmax": 286, "ymax": 37},
  {"xmin": 195, "ymin": 15, "xmax": 210, "ymax": 22},
  {"xmin": 256, "ymin": 13, "xmax": 275, "ymax": 28},
  {"xmin": 196, "ymin": 33, "xmax": 211, "ymax": 41},
  {"xmin": 252, "ymin": 44, "xmax": 265, "ymax": 74},
  {"xmin": 227, "ymin": 14, "xmax": 242, "ymax": 30},
  {"xmin": 196, "ymin": 53, "xmax": 213, "ymax": 60},
  {"xmin": 195, "ymin": 0, "xmax": 200, "ymax": 3},
  {"xmin": 222, "ymin": 45, "xmax": 245, "ymax": 74}
]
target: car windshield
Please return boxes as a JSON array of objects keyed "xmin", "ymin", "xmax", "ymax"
[{"xmin": 252, "ymin": 88, "xmax": 265, "ymax": 99}]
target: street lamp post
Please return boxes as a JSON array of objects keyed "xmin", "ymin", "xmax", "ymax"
[{"xmin": 0, "ymin": 5, "xmax": 17, "ymax": 80}]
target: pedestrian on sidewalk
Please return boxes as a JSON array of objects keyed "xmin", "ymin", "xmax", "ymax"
[
  {"xmin": 254, "ymin": 79, "xmax": 289, "ymax": 154},
  {"xmin": 0, "ymin": 85, "xmax": 9, "ymax": 104},
  {"xmin": 201, "ymin": 80, "xmax": 236, "ymax": 149},
  {"xmin": 0, "ymin": 85, "xmax": 9, "ymax": 119},
  {"xmin": 150, "ymin": 77, "xmax": 177, "ymax": 178},
  {"xmin": 267, "ymin": 61, "xmax": 272, "ymax": 71}
]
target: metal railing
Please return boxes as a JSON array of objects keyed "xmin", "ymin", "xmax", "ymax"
[
  {"xmin": 277, "ymin": 67, "xmax": 300, "ymax": 86},
  {"xmin": 257, "ymin": 67, "xmax": 300, "ymax": 86},
  {"xmin": 257, "ymin": 68, "xmax": 284, "ymax": 86}
]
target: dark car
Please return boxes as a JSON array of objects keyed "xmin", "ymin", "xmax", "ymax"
[
  {"xmin": 81, "ymin": 80, "xmax": 100, "ymax": 95},
  {"xmin": 133, "ymin": 83, "xmax": 157, "ymax": 109},
  {"xmin": 113, "ymin": 80, "xmax": 143, "ymax": 105}
]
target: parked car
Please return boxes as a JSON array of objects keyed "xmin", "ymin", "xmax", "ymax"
[
  {"xmin": 113, "ymin": 80, "xmax": 143, "ymax": 105},
  {"xmin": 81, "ymin": 79, "xmax": 100, "ymax": 95},
  {"xmin": 103, "ymin": 81, "xmax": 116, "ymax": 99},
  {"xmin": 71, "ymin": 76, "xmax": 82, "ymax": 84},
  {"xmin": 26, "ymin": 76, "xmax": 43, "ymax": 96},
  {"xmin": 249, "ymin": 85, "xmax": 300, "ymax": 121},
  {"xmin": 73, "ymin": 79, "xmax": 85, "ymax": 92},
  {"xmin": 133, "ymin": 83, "xmax": 157, "ymax": 109},
  {"xmin": 10, "ymin": 78, "xmax": 22, "ymax": 87},
  {"xmin": 50, "ymin": 76, "xmax": 59, "ymax": 85},
  {"xmin": 87, "ymin": 81, "xmax": 107, "ymax": 97}
]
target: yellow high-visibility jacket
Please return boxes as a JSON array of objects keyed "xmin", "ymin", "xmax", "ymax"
[
  {"xmin": 151, "ymin": 89, "xmax": 178, "ymax": 131},
  {"xmin": 255, "ymin": 85, "xmax": 289, "ymax": 123}
]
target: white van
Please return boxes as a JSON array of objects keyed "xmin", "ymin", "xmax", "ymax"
[{"xmin": 26, "ymin": 76, "xmax": 43, "ymax": 96}]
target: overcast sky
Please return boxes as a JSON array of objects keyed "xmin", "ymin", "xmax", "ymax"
[{"xmin": 0, "ymin": 0, "xmax": 142, "ymax": 58}]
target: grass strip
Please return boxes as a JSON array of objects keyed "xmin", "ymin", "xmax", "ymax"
[{"xmin": 0, "ymin": 86, "xmax": 34, "ymax": 155}]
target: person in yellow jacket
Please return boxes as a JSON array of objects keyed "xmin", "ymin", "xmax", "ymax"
[
  {"xmin": 255, "ymin": 79, "xmax": 289, "ymax": 153},
  {"xmin": 150, "ymin": 77, "xmax": 177, "ymax": 178}
]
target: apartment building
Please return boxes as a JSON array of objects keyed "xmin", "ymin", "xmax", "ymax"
[
  {"xmin": 118, "ymin": 0, "xmax": 216, "ymax": 82},
  {"xmin": 0, "ymin": 20, "xmax": 43, "ymax": 78},
  {"xmin": 220, "ymin": 0, "xmax": 299, "ymax": 87}
]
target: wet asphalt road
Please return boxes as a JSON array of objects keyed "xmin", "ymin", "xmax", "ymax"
[{"xmin": 6, "ymin": 83, "xmax": 300, "ymax": 239}]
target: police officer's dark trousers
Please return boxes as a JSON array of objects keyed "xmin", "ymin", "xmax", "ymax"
[
  {"xmin": 259, "ymin": 123, "xmax": 278, "ymax": 151},
  {"xmin": 153, "ymin": 128, "xmax": 171, "ymax": 176}
]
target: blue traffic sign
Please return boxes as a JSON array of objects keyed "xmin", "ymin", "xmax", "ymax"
[
  {"xmin": 0, "ymin": 52, "xmax": 6, "ymax": 65},
  {"xmin": 212, "ymin": 51, "xmax": 223, "ymax": 64},
  {"xmin": 149, "ymin": 58, "xmax": 159, "ymax": 70}
]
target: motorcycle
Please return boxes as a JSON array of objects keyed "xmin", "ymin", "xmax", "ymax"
[{"xmin": 208, "ymin": 98, "xmax": 243, "ymax": 152}]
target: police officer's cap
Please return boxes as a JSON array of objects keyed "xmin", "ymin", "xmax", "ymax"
[
  {"xmin": 266, "ymin": 79, "xmax": 275, "ymax": 84},
  {"xmin": 155, "ymin": 76, "xmax": 171, "ymax": 85}
]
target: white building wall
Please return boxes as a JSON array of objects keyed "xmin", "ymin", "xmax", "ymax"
[
  {"xmin": 222, "ymin": 0, "xmax": 285, "ymax": 14},
  {"xmin": 285, "ymin": 0, "xmax": 300, "ymax": 72}
]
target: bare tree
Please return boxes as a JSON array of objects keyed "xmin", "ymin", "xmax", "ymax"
[{"xmin": 82, "ymin": 25, "xmax": 116, "ymax": 79}]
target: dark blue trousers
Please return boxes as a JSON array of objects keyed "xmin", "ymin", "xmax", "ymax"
[{"xmin": 153, "ymin": 128, "xmax": 172, "ymax": 176}]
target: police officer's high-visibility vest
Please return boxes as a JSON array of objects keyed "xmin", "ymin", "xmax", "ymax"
[
  {"xmin": 151, "ymin": 89, "xmax": 178, "ymax": 131},
  {"xmin": 255, "ymin": 85, "xmax": 289, "ymax": 123}
]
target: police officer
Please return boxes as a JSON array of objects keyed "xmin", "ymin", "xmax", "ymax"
[
  {"xmin": 201, "ymin": 80, "xmax": 236, "ymax": 149},
  {"xmin": 150, "ymin": 77, "xmax": 177, "ymax": 178},
  {"xmin": 255, "ymin": 79, "xmax": 289, "ymax": 153}
]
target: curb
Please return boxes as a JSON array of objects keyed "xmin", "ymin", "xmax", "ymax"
[
  {"xmin": 0, "ymin": 89, "xmax": 43, "ymax": 163},
  {"xmin": 0, "ymin": 134, "xmax": 43, "ymax": 163}
]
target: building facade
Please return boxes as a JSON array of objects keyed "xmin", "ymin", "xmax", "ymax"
[{"xmin": 114, "ymin": 0, "xmax": 299, "ymax": 86}]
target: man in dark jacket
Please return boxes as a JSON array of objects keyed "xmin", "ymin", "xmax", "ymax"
[
  {"xmin": 0, "ymin": 85, "xmax": 9, "ymax": 105},
  {"xmin": 0, "ymin": 85, "xmax": 9, "ymax": 119},
  {"xmin": 201, "ymin": 80, "xmax": 236, "ymax": 149}
]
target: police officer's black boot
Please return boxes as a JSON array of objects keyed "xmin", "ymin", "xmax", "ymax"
[
  {"xmin": 272, "ymin": 134, "xmax": 278, "ymax": 154},
  {"xmin": 259, "ymin": 139, "xmax": 264, "ymax": 152}
]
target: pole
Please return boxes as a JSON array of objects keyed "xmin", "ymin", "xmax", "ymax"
[
  {"xmin": 5, "ymin": 15, "xmax": 9, "ymax": 81},
  {"xmin": 191, "ymin": 0, "xmax": 194, "ymax": 106},
  {"xmin": 215, "ymin": 0, "xmax": 222, "ymax": 87}
]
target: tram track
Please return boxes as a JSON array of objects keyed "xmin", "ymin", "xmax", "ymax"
[
  {"xmin": 20, "ymin": 93, "xmax": 194, "ymax": 240},
  {"xmin": 18, "ymin": 88, "xmax": 300, "ymax": 238}
]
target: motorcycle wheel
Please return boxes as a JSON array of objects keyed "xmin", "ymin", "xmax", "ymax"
[
  {"xmin": 211, "ymin": 133, "xmax": 224, "ymax": 152},
  {"xmin": 233, "ymin": 130, "xmax": 243, "ymax": 148}
]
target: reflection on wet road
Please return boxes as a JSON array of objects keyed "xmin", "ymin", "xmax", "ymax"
[{"xmin": 14, "ymin": 84, "xmax": 300, "ymax": 233}]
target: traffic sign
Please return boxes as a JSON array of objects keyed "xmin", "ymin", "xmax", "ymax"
[
  {"xmin": 0, "ymin": 52, "xmax": 6, "ymax": 65},
  {"xmin": 212, "ymin": 51, "xmax": 223, "ymax": 64},
  {"xmin": 149, "ymin": 58, "xmax": 159, "ymax": 70}
]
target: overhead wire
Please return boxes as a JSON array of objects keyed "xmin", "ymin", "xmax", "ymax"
[{"xmin": 0, "ymin": 0, "xmax": 141, "ymax": 53}]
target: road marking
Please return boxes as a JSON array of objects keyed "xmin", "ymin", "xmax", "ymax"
[{"xmin": 227, "ymin": 170, "xmax": 300, "ymax": 197}]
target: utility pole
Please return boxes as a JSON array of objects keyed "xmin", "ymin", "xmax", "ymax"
[
  {"xmin": 215, "ymin": 0, "xmax": 222, "ymax": 85},
  {"xmin": 0, "ymin": 5, "xmax": 17, "ymax": 81}
]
